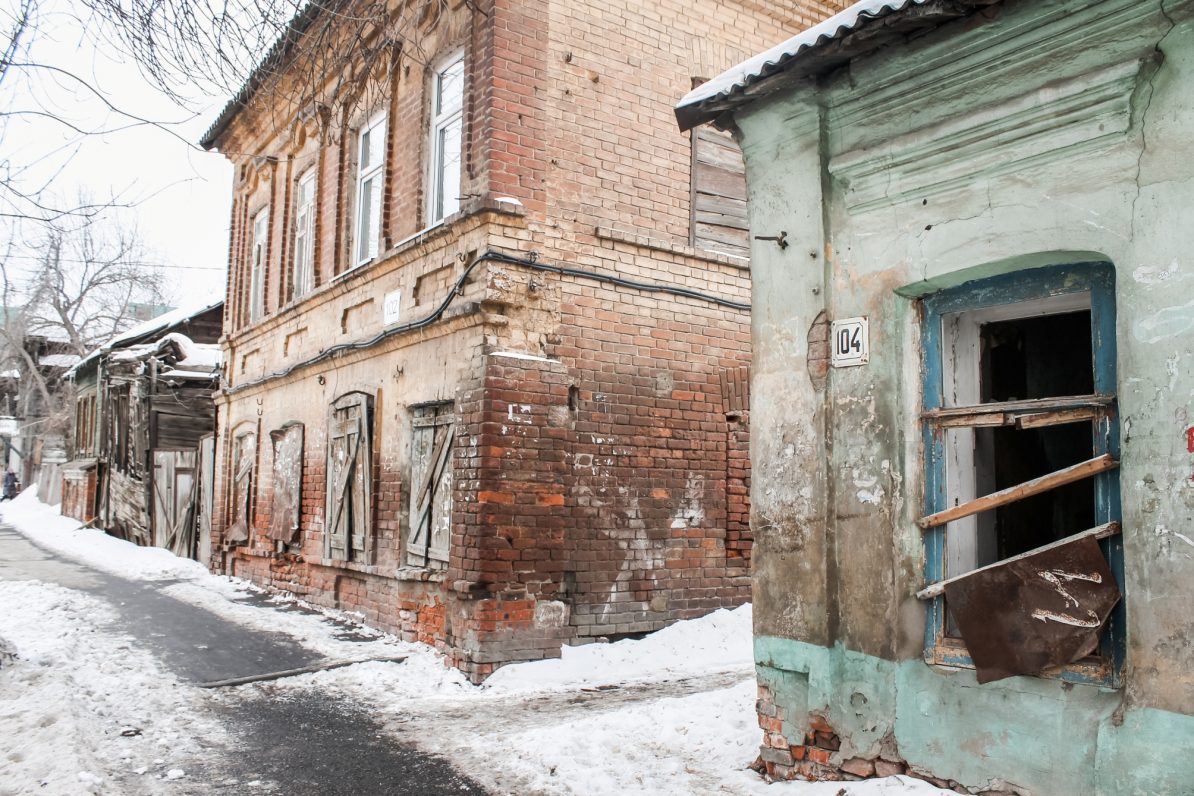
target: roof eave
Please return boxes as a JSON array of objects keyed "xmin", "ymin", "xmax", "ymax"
[{"xmin": 675, "ymin": 0, "xmax": 997, "ymax": 132}]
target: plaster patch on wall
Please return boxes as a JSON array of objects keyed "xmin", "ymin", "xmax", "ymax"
[
  {"xmin": 1134, "ymin": 299, "xmax": 1194, "ymax": 343},
  {"xmin": 1133, "ymin": 261, "xmax": 1182, "ymax": 284},
  {"xmin": 853, "ymin": 468, "xmax": 884, "ymax": 505},
  {"xmin": 1155, "ymin": 524, "xmax": 1194, "ymax": 559},
  {"xmin": 670, "ymin": 472, "xmax": 706, "ymax": 529},
  {"xmin": 506, "ymin": 403, "xmax": 533, "ymax": 424}
]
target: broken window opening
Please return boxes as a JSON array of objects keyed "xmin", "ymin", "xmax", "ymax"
[
  {"xmin": 406, "ymin": 402, "xmax": 454, "ymax": 569},
  {"xmin": 920, "ymin": 263, "xmax": 1122, "ymax": 685}
]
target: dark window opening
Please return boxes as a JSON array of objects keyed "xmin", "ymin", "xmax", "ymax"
[{"xmin": 975, "ymin": 310, "xmax": 1096, "ymax": 563}]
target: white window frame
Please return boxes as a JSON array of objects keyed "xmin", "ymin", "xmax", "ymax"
[
  {"xmin": 427, "ymin": 50, "xmax": 465, "ymax": 225},
  {"xmin": 249, "ymin": 207, "xmax": 269, "ymax": 323},
  {"xmin": 292, "ymin": 168, "xmax": 317, "ymax": 299},
  {"xmin": 354, "ymin": 113, "xmax": 386, "ymax": 267}
]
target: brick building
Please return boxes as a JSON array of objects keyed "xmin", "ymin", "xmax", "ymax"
[{"xmin": 202, "ymin": 0, "xmax": 846, "ymax": 680}]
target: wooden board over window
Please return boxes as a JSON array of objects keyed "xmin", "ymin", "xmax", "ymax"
[
  {"xmin": 407, "ymin": 403, "xmax": 454, "ymax": 568},
  {"xmin": 325, "ymin": 393, "xmax": 372, "ymax": 562},
  {"xmin": 226, "ymin": 430, "xmax": 256, "ymax": 544},
  {"xmin": 268, "ymin": 423, "xmax": 304, "ymax": 543},
  {"xmin": 691, "ymin": 126, "xmax": 748, "ymax": 260}
]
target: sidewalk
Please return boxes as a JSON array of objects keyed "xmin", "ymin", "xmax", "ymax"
[
  {"xmin": 0, "ymin": 490, "xmax": 952, "ymax": 796},
  {"xmin": 0, "ymin": 520, "xmax": 487, "ymax": 795}
]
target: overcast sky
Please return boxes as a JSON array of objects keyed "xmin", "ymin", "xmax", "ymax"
[{"xmin": 3, "ymin": 0, "xmax": 234, "ymax": 307}]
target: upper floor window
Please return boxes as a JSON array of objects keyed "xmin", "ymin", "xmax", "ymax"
[
  {"xmin": 292, "ymin": 169, "xmax": 316, "ymax": 299},
  {"xmin": 428, "ymin": 51, "xmax": 464, "ymax": 224},
  {"xmin": 354, "ymin": 113, "xmax": 386, "ymax": 266},
  {"xmin": 250, "ymin": 207, "xmax": 269, "ymax": 322},
  {"xmin": 918, "ymin": 263, "xmax": 1122, "ymax": 686}
]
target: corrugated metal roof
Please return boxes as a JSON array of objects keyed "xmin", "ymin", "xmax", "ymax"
[
  {"xmin": 675, "ymin": 0, "xmax": 964, "ymax": 130},
  {"xmin": 199, "ymin": 2, "xmax": 324, "ymax": 150}
]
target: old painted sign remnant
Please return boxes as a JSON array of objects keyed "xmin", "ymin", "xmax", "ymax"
[{"xmin": 944, "ymin": 534, "xmax": 1120, "ymax": 683}]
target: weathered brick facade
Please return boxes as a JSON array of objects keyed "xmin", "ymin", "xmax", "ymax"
[{"xmin": 204, "ymin": 0, "xmax": 847, "ymax": 680}]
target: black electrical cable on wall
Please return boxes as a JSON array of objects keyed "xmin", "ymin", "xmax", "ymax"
[{"xmin": 224, "ymin": 248, "xmax": 751, "ymax": 396}]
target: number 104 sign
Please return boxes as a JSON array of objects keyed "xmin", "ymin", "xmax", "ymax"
[{"xmin": 830, "ymin": 316, "xmax": 869, "ymax": 367}]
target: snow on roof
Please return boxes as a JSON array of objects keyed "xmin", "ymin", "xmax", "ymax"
[
  {"xmin": 103, "ymin": 299, "xmax": 222, "ymax": 351},
  {"xmin": 38, "ymin": 353, "xmax": 81, "ymax": 369},
  {"xmin": 156, "ymin": 334, "xmax": 222, "ymax": 371},
  {"xmin": 675, "ymin": 0, "xmax": 945, "ymax": 130},
  {"xmin": 70, "ymin": 299, "xmax": 223, "ymax": 376}
]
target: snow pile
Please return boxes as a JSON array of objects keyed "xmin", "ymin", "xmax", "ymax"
[
  {"xmin": 484, "ymin": 680, "xmax": 948, "ymax": 796},
  {"xmin": 0, "ymin": 490, "xmax": 954, "ymax": 796},
  {"xmin": 1, "ymin": 487, "xmax": 209, "ymax": 581},
  {"xmin": 485, "ymin": 605, "xmax": 753, "ymax": 692},
  {"xmin": 0, "ymin": 580, "xmax": 227, "ymax": 795}
]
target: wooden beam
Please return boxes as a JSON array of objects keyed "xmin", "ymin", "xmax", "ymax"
[
  {"xmin": 923, "ymin": 395, "xmax": 1112, "ymax": 423},
  {"xmin": 917, "ymin": 454, "xmax": 1119, "ymax": 530},
  {"xmin": 932, "ymin": 412, "xmax": 1007, "ymax": 428},
  {"xmin": 1015, "ymin": 407, "xmax": 1101, "ymax": 429},
  {"xmin": 916, "ymin": 522, "xmax": 1121, "ymax": 600},
  {"xmin": 197, "ymin": 655, "xmax": 408, "ymax": 688}
]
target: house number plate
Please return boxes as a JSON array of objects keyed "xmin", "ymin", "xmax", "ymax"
[{"xmin": 830, "ymin": 316, "xmax": 869, "ymax": 367}]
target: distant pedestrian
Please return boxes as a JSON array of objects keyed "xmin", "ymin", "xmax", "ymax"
[{"xmin": 2, "ymin": 471, "xmax": 18, "ymax": 501}]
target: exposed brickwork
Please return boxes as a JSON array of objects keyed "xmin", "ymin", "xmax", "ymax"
[
  {"xmin": 755, "ymin": 683, "xmax": 982, "ymax": 791},
  {"xmin": 207, "ymin": 0, "xmax": 849, "ymax": 681}
]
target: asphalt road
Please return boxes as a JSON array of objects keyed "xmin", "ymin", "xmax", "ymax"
[{"xmin": 0, "ymin": 525, "xmax": 489, "ymax": 795}]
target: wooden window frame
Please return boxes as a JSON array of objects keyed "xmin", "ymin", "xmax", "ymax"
[
  {"xmin": 427, "ymin": 50, "xmax": 464, "ymax": 225},
  {"xmin": 249, "ymin": 206, "xmax": 269, "ymax": 323},
  {"xmin": 353, "ymin": 113, "xmax": 386, "ymax": 267},
  {"xmin": 919, "ymin": 262, "xmax": 1123, "ymax": 687},
  {"xmin": 292, "ymin": 169, "xmax": 317, "ymax": 300}
]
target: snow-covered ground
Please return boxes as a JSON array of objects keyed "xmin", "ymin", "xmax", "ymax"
[{"xmin": 0, "ymin": 489, "xmax": 951, "ymax": 795}]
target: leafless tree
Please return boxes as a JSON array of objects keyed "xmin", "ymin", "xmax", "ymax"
[
  {"xmin": 84, "ymin": 0, "xmax": 478, "ymax": 144},
  {"xmin": 0, "ymin": 211, "xmax": 165, "ymax": 435},
  {"xmin": 0, "ymin": 0, "xmax": 200, "ymax": 225}
]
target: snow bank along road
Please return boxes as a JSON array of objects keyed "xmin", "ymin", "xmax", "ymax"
[{"xmin": 0, "ymin": 491, "xmax": 952, "ymax": 796}]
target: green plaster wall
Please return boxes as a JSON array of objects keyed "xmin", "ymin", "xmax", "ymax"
[
  {"xmin": 759, "ymin": 635, "xmax": 1194, "ymax": 795},
  {"xmin": 735, "ymin": 0, "xmax": 1194, "ymax": 792}
]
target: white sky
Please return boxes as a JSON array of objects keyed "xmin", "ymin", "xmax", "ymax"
[{"xmin": 2, "ymin": 0, "xmax": 235, "ymax": 306}]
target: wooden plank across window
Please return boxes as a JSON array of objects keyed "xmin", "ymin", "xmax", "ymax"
[
  {"xmin": 922, "ymin": 394, "xmax": 1113, "ymax": 425},
  {"xmin": 917, "ymin": 453, "xmax": 1119, "ymax": 530},
  {"xmin": 917, "ymin": 521, "xmax": 1121, "ymax": 601}
]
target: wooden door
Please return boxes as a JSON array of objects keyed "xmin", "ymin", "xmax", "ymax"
[{"xmin": 152, "ymin": 449, "xmax": 197, "ymax": 559}]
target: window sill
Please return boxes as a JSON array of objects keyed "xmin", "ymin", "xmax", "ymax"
[
  {"xmin": 394, "ymin": 566, "xmax": 447, "ymax": 583},
  {"xmin": 924, "ymin": 642, "xmax": 1118, "ymax": 688}
]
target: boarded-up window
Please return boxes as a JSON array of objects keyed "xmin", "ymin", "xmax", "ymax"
[
  {"xmin": 917, "ymin": 264, "xmax": 1123, "ymax": 684},
  {"xmin": 325, "ymin": 393, "xmax": 372, "ymax": 562},
  {"xmin": 407, "ymin": 403, "xmax": 454, "ymax": 568},
  {"xmin": 225, "ymin": 430, "xmax": 256, "ymax": 544},
  {"xmin": 690, "ymin": 126, "xmax": 748, "ymax": 259},
  {"xmin": 268, "ymin": 423, "xmax": 304, "ymax": 544}
]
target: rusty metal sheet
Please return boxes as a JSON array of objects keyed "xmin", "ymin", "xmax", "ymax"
[
  {"xmin": 944, "ymin": 534, "xmax": 1120, "ymax": 683},
  {"xmin": 268, "ymin": 424, "xmax": 303, "ymax": 543}
]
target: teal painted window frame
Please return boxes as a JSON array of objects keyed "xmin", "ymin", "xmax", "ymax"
[{"xmin": 920, "ymin": 262, "xmax": 1124, "ymax": 687}]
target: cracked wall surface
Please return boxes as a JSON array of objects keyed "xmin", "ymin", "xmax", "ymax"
[{"xmin": 735, "ymin": 0, "xmax": 1194, "ymax": 792}]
